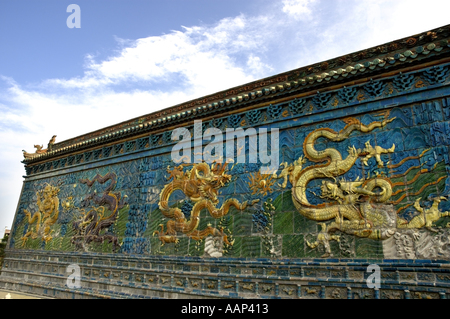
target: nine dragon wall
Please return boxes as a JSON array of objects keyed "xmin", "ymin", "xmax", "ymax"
[{"xmin": 8, "ymin": 63, "xmax": 450, "ymax": 261}]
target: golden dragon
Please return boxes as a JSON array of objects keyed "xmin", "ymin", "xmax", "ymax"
[
  {"xmin": 154, "ymin": 161, "xmax": 259, "ymax": 245},
  {"xmin": 21, "ymin": 183, "xmax": 60, "ymax": 245},
  {"xmin": 275, "ymin": 117, "xmax": 398, "ymax": 254}
]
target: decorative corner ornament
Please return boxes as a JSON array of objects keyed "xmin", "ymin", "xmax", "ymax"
[{"xmin": 22, "ymin": 135, "xmax": 57, "ymax": 159}]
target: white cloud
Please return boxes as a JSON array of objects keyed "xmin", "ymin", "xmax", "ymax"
[
  {"xmin": 0, "ymin": 12, "xmax": 281, "ymax": 230},
  {"xmin": 44, "ymin": 14, "xmax": 272, "ymax": 93},
  {"xmin": 247, "ymin": 54, "xmax": 274, "ymax": 76},
  {"xmin": 0, "ymin": 14, "xmax": 281, "ymax": 167},
  {"xmin": 282, "ymin": 0, "xmax": 317, "ymax": 18}
]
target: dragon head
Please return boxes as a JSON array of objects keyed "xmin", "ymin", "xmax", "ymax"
[{"xmin": 194, "ymin": 162, "xmax": 232, "ymax": 203}]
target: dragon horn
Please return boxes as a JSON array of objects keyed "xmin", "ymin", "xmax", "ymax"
[{"xmin": 220, "ymin": 162, "xmax": 229, "ymax": 174}]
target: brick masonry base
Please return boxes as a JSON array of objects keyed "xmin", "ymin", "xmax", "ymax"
[{"xmin": 0, "ymin": 249, "xmax": 449, "ymax": 299}]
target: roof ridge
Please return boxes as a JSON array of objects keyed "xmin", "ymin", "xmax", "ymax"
[{"xmin": 23, "ymin": 24, "xmax": 450, "ymax": 163}]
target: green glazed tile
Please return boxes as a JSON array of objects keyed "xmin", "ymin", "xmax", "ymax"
[
  {"xmin": 273, "ymin": 211, "xmax": 294, "ymax": 235},
  {"xmin": 282, "ymin": 234, "xmax": 304, "ymax": 258}
]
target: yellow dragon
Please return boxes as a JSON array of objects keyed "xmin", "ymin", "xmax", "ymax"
[
  {"xmin": 275, "ymin": 117, "xmax": 397, "ymax": 251},
  {"xmin": 397, "ymin": 196, "xmax": 449, "ymax": 231},
  {"xmin": 21, "ymin": 183, "xmax": 60, "ymax": 246},
  {"xmin": 154, "ymin": 161, "xmax": 259, "ymax": 245}
]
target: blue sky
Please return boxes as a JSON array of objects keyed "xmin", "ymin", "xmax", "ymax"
[{"xmin": 0, "ymin": 0, "xmax": 448, "ymax": 237}]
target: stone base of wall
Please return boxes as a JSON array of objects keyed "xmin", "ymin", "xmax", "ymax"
[{"xmin": 1, "ymin": 249, "xmax": 449, "ymax": 299}]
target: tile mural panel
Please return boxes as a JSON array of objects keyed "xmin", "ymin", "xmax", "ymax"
[{"xmin": 11, "ymin": 96, "xmax": 450, "ymax": 260}]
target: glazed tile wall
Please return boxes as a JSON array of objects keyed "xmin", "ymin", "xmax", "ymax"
[{"xmin": 9, "ymin": 63, "xmax": 450, "ymax": 262}]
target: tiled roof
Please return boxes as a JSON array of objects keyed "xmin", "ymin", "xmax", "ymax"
[{"xmin": 22, "ymin": 24, "xmax": 450, "ymax": 164}]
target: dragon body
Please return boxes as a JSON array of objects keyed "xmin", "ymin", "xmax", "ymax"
[
  {"xmin": 272, "ymin": 116, "xmax": 450, "ymax": 258},
  {"xmin": 275, "ymin": 117, "xmax": 397, "ymax": 253},
  {"xmin": 21, "ymin": 184, "xmax": 60, "ymax": 245},
  {"xmin": 155, "ymin": 162, "xmax": 258, "ymax": 245},
  {"xmin": 72, "ymin": 173, "xmax": 127, "ymax": 252},
  {"xmin": 397, "ymin": 196, "xmax": 449, "ymax": 231}
]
